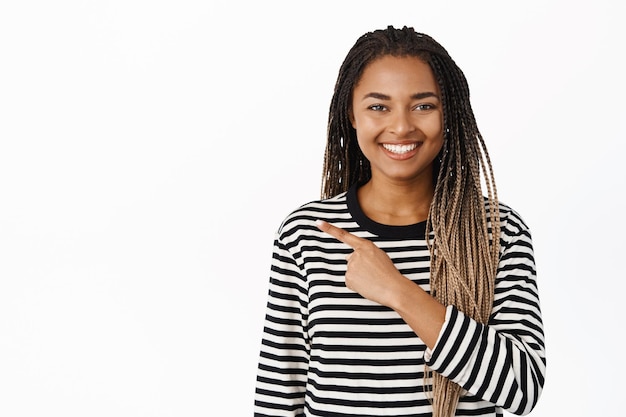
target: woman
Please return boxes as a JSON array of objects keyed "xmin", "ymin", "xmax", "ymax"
[{"xmin": 254, "ymin": 26, "xmax": 545, "ymax": 417}]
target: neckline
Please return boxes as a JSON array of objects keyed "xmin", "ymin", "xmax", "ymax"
[{"xmin": 346, "ymin": 183, "xmax": 427, "ymax": 239}]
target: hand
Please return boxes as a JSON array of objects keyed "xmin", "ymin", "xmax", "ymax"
[{"xmin": 315, "ymin": 219, "xmax": 407, "ymax": 308}]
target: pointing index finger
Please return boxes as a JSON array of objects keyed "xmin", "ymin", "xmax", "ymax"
[{"xmin": 315, "ymin": 219, "xmax": 364, "ymax": 249}]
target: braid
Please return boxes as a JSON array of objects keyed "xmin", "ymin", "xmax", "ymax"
[{"xmin": 321, "ymin": 26, "xmax": 500, "ymax": 417}]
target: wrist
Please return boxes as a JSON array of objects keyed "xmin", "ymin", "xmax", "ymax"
[{"xmin": 387, "ymin": 275, "xmax": 420, "ymax": 312}]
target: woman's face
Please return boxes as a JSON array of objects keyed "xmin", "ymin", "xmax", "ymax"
[{"xmin": 350, "ymin": 55, "xmax": 444, "ymax": 187}]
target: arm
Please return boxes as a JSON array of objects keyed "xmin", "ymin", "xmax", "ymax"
[
  {"xmin": 254, "ymin": 233, "xmax": 309, "ymax": 417},
  {"xmin": 315, "ymin": 216, "xmax": 546, "ymax": 415},
  {"xmin": 424, "ymin": 221, "xmax": 545, "ymax": 415},
  {"xmin": 315, "ymin": 219, "xmax": 446, "ymax": 348}
]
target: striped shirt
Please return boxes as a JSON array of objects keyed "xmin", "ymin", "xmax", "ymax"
[{"xmin": 255, "ymin": 184, "xmax": 546, "ymax": 416}]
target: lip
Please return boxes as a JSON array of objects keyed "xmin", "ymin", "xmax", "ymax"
[{"xmin": 380, "ymin": 142, "xmax": 422, "ymax": 160}]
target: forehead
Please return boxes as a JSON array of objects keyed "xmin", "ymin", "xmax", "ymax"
[{"xmin": 355, "ymin": 55, "xmax": 438, "ymax": 92}]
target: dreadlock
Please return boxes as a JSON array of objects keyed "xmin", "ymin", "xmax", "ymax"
[{"xmin": 321, "ymin": 26, "xmax": 501, "ymax": 417}]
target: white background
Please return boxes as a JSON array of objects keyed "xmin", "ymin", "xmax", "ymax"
[{"xmin": 1, "ymin": 1, "xmax": 624, "ymax": 415}]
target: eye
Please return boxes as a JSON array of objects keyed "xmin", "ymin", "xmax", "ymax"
[
  {"xmin": 368, "ymin": 104, "xmax": 387, "ymax": 112},
  {"xmin": 414, "ymin": 103, "xmax": 437, "ymax": 111}
]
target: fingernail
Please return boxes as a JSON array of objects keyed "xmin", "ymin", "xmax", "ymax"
[{"xmin": 315, "ymin": 219, "xmax": 325, "ymax": 228}]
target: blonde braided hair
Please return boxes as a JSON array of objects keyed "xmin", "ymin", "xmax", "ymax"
[{"xmin": 321, "ymin": 26, "xmax": 500, "ymax": 417}]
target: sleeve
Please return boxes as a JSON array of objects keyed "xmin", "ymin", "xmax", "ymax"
[
  {"xmin": 254, "ymin": 232, "xmax": 310, "ymax": 417},
  {"xmin": 424, "ymin": 214, "xmax": 546, "ymax": 416}
]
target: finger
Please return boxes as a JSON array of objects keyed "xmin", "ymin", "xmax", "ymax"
[{"xmin": 315, "ymin": 219, "xmax": 364, "ymax": 248}]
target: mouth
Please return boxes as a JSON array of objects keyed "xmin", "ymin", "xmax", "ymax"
[{"xmin": 381, "ymin": 143, "xmax": 420, "ymax": 155}]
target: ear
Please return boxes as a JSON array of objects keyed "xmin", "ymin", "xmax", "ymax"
[{"xmin": 348, "ymin": 108, "xmax": 356, "ymax": 129}]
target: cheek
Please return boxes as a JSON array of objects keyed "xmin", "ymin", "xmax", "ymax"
[
  {"xmin": 354, "ymin": 127, "xmax": 380, "ymax": 159},
  {"xmin": 426, "ymin": 119, "xmax": 445, "ymax": 152},
  {"xmin": 354, "ymin": 131, "xmax": 370, "ymax": 153},
  {"xmin": 434, "ymin": 137, "xmax": 444, "ymax": 155},
  {"xmin": 426, "ymin": 113, "xmax": 444, "ymax": 136},
  {"xmin": 353, "ymin": 117, "xmax": 380, "ymax": 140},
  {"xmin": 424, "ymin": 116, "xmax": 444, "ymax": 149}
]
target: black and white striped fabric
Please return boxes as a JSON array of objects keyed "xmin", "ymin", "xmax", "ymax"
[{"xmin": 255, "ymin": 184, "xmax": 545, "ymax": 417}]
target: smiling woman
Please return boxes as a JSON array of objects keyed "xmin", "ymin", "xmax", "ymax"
[
  {"xmin": 350, "ymin": 55, "xmax": 444, "ymax": 224},
  {"xmin": 254, "ymin": 26, "xmax": 545, "ymax": 417}
]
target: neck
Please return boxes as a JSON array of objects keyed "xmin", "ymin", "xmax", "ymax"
[{"xmin": 357, "ymin": 178, "xmax": 434, "ymax": 226}]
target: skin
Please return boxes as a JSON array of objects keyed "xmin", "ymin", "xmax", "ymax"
[
  {"xmin": 350, "ymin": 55, "xmax": 444, "ymax": 225},
  {"xmin": 316, "ymin": 55, "xmax": 447, "ymax": 349}
]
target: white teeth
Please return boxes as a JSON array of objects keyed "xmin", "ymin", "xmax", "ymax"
[{"xmin": 382, "ymin": 143, "xmax": 418, "ymax": 154}]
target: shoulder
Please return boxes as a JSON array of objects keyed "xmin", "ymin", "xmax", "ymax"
[
  {"xmin": 487, "ymin": 199, "xmax": 534, "ymax": 252},
  {"xmin": 494, "ymin": 200, "xmax": 530, "ymax": 235},
  {"xmin": 482, "ymin": 197, "xmax": 529, "ymax": 233},
  {"xmin": 277, "ymin": 191, "xmax": 350, "ymax": 237}
]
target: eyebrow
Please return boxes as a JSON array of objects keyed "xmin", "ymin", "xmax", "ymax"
[{"xmin": 361, "ymin": 91, "xmax": 440, "ymax": 100}]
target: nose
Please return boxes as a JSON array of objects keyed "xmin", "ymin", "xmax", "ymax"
[{"xmin": 389, "ymin": 110, "xmax": 416, "ymax": 137}]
